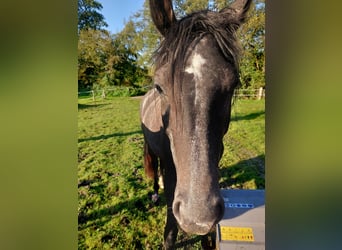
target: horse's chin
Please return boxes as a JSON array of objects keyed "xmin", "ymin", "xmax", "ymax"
[
  {"xmin": 178, "ymin": 222, "xmax": 214, "ymax": 235},
  {"xmin": 176, "ymin": 217, "xmax": 217, "ymax": 235}
]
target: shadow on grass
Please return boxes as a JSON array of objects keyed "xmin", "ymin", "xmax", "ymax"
[
  {"xmin": 78, "ymin": 103, "xmax": 109, "ymax": 109},
  {"xmin": 219, "ymin": 154, "xmax": 265, "ymax": 189},
  {"xmin": 78, "ymin": 165, "xmax": 166, "ymax": 229},
  {"xmin": 78, "ymin": 180, "xmax": 214, "ymax": 248},
  {"xmin": 78, "ymin": 130, "xmax": 143, "ymax": 143},
  {"xmin": 79, "ymin": 193, "xmax": 159, "ymax": 221},
  {"xmin": 231, "ymin": 110, "xmax": 265, "ymax": 121}
]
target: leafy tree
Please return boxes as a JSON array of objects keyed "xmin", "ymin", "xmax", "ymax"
[
  {"xmin": 111, "ymin": 35, "xmax": 150, "ymax": 88},
  {"xmin": 115, "ymin": 1, "xmax": 161, "ymax": 73},
  {"xmin": 238, "ymin": 0, "xmax": 265, "ymax": 89},
  {"xmin": 179, "ymin": 0, "xmax": 209, "ymax": 14},
  {"xmin": 78, "ymin": 29, "xmax": 116, "ymax": 90},
  {"xmin": 211, "ymin": 0, "xmax": 229, "ymax": 10},
  {"xmin": 78, "ymin": 0, "xmax": 108, "ymax": 31},
  {"xmin": 78, "ymin": 28, "xmax": 150, "ymax": 91}
]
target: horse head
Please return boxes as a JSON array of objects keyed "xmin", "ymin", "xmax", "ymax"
[{"xmin": 143, "ymin": 0, "xmax": 252, "ymax": 239}]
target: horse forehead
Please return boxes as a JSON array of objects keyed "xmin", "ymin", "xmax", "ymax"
[
  {"xmin": 185, "ymin": 52, "xmax": 206, "ymax": 80},
  {"xmin": 183, "ymin": 37, "xmax": 220, "ymax": 82}
]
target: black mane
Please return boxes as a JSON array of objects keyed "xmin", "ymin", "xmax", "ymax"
[{"xmin": 154, "ymin": 8, "xmax": 242, "ymax": 82}]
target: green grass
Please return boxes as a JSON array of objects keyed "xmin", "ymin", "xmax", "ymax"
[
  {"xmin": 220, "ymin": 99, "xmax": 265, "ymax": 189},
  {"xmin": 78, "ymin": 97, "xmax": 265, "ymax": 249}
]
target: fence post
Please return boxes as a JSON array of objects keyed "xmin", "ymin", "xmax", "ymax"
[
  {"xmin": 92, "ymin": 90, "xmax": 95, "ymax": 101},
  {"xmin": 101, "ymin": 89, "xmax": 106, "ymax": 99},
  {"xmin": 257, "ymin": 87, "xmax": 264, "ymax": 100}
]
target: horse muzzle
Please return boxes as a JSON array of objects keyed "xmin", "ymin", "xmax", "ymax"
[{"xmin": 172, "ymin": 193, "xmax": 224, "ymax": 235}]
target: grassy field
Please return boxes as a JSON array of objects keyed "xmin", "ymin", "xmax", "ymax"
[{"xmin": 78, "ymin": 96, "xmax": 265, "ymax": 249}]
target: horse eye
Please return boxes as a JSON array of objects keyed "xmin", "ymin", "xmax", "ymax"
[{"xmin": 154, "ymin": 84, "xmax": 163, "ymax": 94}]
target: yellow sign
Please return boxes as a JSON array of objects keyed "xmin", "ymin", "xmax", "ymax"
[{"xmin": 220, "ymin": 226, "xmax": 254, "ymax": 242}]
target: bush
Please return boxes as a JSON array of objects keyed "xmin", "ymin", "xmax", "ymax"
[{"xmin": 105, "ymin": 86, "xmax": 148, "ymax": 97}]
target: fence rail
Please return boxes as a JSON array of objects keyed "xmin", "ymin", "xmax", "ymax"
[
  {"xmin": 233, "ymin": 87, "xmax": 265, "ymax": 99},
  {"xmin": 78, "ymin": 87, "xmax": 265, "ymax": 100}
]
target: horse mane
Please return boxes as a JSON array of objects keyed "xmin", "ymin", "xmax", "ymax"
[{"xmin": 154, "ymin": 8, "xmax": 242, "ymax": 84}]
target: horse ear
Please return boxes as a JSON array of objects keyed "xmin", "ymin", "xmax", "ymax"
[
  {"xmin": 221, "ymin": 0, "xmax": 252, "ymax": 26},
  {"xmin": 149, "ymin": 0, "xmax": 177, "ymax": 36}
]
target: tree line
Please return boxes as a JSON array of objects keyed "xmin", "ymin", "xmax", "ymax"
[{"xmin": 78, "ymin": 0, "xmax": 265, "ymax": 94}]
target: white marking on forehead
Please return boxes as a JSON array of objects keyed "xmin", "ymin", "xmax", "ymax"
[
  {"xmin": 185, "ymin": 53, "xmax": 206, "ymax": 81},
  {"xmin": 185, "ymin": 52, "xmax": 207, "ymax": 108}
]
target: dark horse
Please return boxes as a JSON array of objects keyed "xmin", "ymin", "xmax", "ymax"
[{"xmin": 140, "ymin": 0, "xmax": 251, "ymax": 248}]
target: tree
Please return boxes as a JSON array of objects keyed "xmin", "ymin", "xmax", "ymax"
[
  {"xmin": 179, "ymin": 0, "xmax": 209, "ymax": 15},
  {"xmin": 116, "ymin": 1, "xmax": 162, "ymax": 71},
  {"xmin": 111, "ymin": 35, "xmax": 150, "ymax": 88},
  {"xmin": 78, "ymin": 0, "xmax": 108, "ymax": 31},
  {"xmin": 78, "ymin": 0, "xmax": 152, "ymax": 92},
  {"xmin": 78, "ymin": 29, "xmax": 116, "ymax": 90},
  {"xmin": 78, "ymin": 28, "xmax": 150, "ymax": 91},
  {"xmin": 238, "ymin": 0, "xmax": 265, "ymax": 89}
]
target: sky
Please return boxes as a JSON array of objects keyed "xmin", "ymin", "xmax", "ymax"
[{"xmin": 99, "ymin": 0, "xmax": 146, "ymax": 34}]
